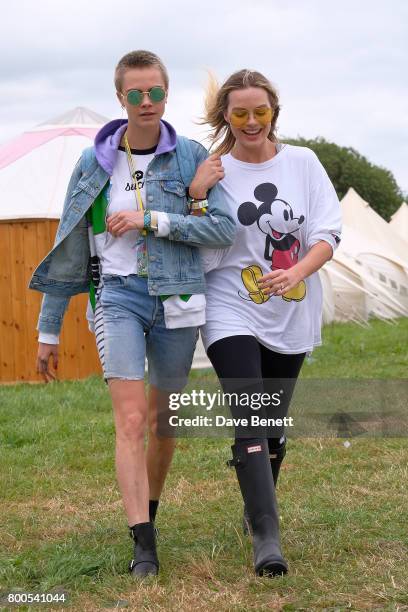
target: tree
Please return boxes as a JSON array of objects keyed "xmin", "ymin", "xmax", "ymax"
[{"xmin": 283, "ymin": 137, "xmax": 404, "ymax": 221}]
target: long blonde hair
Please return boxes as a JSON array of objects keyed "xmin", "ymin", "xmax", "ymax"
[{"xmin": 202, "ymin": 69, "xmax": 280, "ymax": 156}]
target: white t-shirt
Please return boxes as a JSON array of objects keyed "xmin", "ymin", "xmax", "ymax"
[
  {"xmin": 95, "ymin": 146, "xmax": 155, "ymax": 276},
  {"xmin": 200, "ymin": 145, "xmax": 342, "ymax": 354}
]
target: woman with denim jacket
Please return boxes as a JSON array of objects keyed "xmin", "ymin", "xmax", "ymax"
[
  {"xmin": 30, "ymin": 50, "xmax": 235, "ymax": 578},
  {"xmin": 198, "ymin": 70, "xmax": 342, "ymax": 577}
]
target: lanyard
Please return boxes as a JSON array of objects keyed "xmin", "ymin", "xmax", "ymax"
[
  {"xmin": 124, "ymin": 132, "xmax": 147, "ymax": 236},
  {"xmin": 124, "ymin": 133, "xmax": 144, "ymax": 212}
]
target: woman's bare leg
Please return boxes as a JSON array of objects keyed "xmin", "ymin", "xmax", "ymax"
[
  {"xmin": 146, "ymin": 385, "xmax": 176, "ymax": 500},
  {"xmin": 109, "ymin": 379, "xmax": 149, "ymax": 525}
]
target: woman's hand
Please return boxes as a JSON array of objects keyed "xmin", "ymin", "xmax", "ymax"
[
  {"xmin": 189, "ymin": 154, "xmax": 225, "ymax": 200},
  {"xmin": 259, "ymin": 242, "xmax": 333, "ymax": 295},
  {"xmin": 258, "ymin": 267, "xmax": 304, "ymax": 296},
  {"xmin": 37, "ymin": 343, "xmax": 58, "ymax": 383},
  {"xmin": 107, "ymin": 210, "xmax": 145, "ymax": 236}
]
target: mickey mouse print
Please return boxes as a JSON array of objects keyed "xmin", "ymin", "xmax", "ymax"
[{"xmin": 237, "ymin": 182, "xmax": 307, "ymax": 304}]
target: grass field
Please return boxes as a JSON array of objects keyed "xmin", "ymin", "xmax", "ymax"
[{"xmin": 1, "ymin": 319, "xmax": 407, "ymax": 611}]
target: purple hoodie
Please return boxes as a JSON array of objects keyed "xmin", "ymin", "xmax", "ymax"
[{"xmin": 94, "ymin": 118, "xmax": 177, "ymax": 175}]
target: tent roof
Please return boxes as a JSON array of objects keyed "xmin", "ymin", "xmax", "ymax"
[
  {"xmin": 341, "ymin": 188, "xmax": 408, "ymax": 271},
  {"xmin": 327, "ymin": 255, "xmax": 408, "ymax": 318},
  {"xmin": 0, "ymin": 107, "xmax": 109, "ymax": 221},
  {"xmin": 336, "ymin": 223, "xmax": 408, "ymax": 274},
  {"xmin": 36, "ymin": 107, "xmax": 109, "ymax": 129},
  {"xmin": 0, "ymin": 106, "xmax": 108, "ymax": 173},
  {"xmin": 389, "ymin": 202, "xmax": 408, "ymax": 243}
]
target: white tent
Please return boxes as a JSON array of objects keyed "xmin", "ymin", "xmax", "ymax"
[
  {"xmin": 333, "ymin": 222, "xmax": 408, "ymax": 312},
  {"xmin": 389, "ymin": 202, "xmax": 408, "ymax": 243},
  {"xmin": 324, "ymin": 253, "xmax": 408, "ymax": 323},
  {"xmin": 0, "ymin": 107, "xmax": 109, "ymax": 220},
  {"xmin": 319, "ymin": 267, "xmax": 335, "ymax": 324},
  {"xmin": 341, "ymin": 188, "xmax": 408, "ymax": 273},
  {"xmin": 0, "ymin": 108, "xmax": 109, "ymax": 382},
  {"xmin": 326, "ymin": 188, "xmax": 408, "ymax": 321}
]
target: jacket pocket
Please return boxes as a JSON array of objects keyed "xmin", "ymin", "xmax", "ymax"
[
  {"xmin": 48, "ymin": 219, "xmax": 90, "ymax": 282},
  {"xmin": 177, "ymin": 243, "xmax": 202, "ymax": 280},
  {"xmin": 161, "ymin": 180, "xmax": 185, "ymax": 197},
  {"xmin": 161, "ymin": 180, "xmax": 188, "ymax": 214}
]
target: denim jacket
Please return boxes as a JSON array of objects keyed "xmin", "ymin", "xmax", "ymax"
[{"xmin": 29, "ymin": 119, "xmax": 235, "ymax": 336}]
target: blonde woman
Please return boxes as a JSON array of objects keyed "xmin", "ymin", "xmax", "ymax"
[{"xmin": 195, "ymin": 70, "xmax": 342, "ymax": 576}]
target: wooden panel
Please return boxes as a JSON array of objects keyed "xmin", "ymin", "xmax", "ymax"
[
  {"xmin": 29, "ymin": 219, "xmax": 54, "ymax": 381},
  {"xmin": 0, "ymin": 224, "xmax": 15, "ymax": 381},
  {"xmin": 48, "ymin": 220, "xmax": 58, "ymax": 251},
  {"xmin": 23, "ymin": 221, "xmax": 41, "ymax": 381},
  {"xmin": 9, "ymin": 224, "xmax": 27, "ymax": 381},
  {"xmin": 0, "ymin": 220, "xmax": 102, "ymax": 384}
]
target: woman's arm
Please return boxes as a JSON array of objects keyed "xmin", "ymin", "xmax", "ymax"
[
  {"xmin": 188, "ymin": 153, "xmax": 224, "ymax": 199},
  {"xmin": 258, "ymin": 241, "xmax": 333, "ymax": 295},
  {"xmin": 36, "ymin": 291, "xmax": 71, "ymax": 382},
  {"xmin": 164, "ymin": 180, "xmax": 235, "ymax": 248},
  {"xmin": 259, "ymin": 149, "xmax": 342, "ymax": 295},
  {"xmin": 106, "ymin": 145, "xmax": 236, "ymax": 248}
]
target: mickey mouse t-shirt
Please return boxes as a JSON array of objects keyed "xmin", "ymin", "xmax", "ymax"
[{"xmin": 200, "ymin": 145, "xmax": 342, "ymax": 354}]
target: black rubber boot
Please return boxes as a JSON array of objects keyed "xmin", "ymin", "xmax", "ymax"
[
  {"xmin": 128, "ymin": 522, "xmax": 159, "ymax": 577},
  {"xmin": 149, "ymin": 499, "xmax": 160, "ymax": 538},
  {"xmin": 229, "ymin": 440, "xmax": 288, "ymax": 577},
  {"xmin": 269, "ymin": 437, "xmax": 287, "ymax": 486},
  {"xmin": 243, "ymin": 437, "xmax": 287, "ymax": 535}
]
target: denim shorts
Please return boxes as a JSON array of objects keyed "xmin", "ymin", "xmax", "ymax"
[{"xmin": 96, "ymin": 274, "xmax": 198, "ymax": 391}]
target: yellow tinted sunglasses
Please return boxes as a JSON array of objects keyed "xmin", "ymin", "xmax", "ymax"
[{"xmin": 230, "ymin": 107, "xmax": 274, "ymax": 128}]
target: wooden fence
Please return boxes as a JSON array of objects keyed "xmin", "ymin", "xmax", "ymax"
[{"xmin": 0, "ymin": 219, "xmax": 101, "ymax": 383}]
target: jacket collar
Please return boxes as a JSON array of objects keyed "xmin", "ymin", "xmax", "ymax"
[{"xmin": 94, "ymin": 118, "xmax": 177, "ymax": 175}]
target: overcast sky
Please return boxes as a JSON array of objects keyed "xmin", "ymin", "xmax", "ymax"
[{"xmin": 1, "ymin": 0, "xmax": 407, "ymax": 193}]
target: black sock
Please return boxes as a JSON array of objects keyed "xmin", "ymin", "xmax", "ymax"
[{"xmin": 149, "ymin": 499, "xmax": 159, "ymax": 522}]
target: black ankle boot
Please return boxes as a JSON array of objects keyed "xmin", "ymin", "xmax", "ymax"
[
  {"xmin": 243, "ymin": 437, "xmax": 287, "ymax": 536},
  {"xmin": 229, "ymin": 440, "xmax": 288, "ymax": 577},
  {"xmin": 128, "ymin": 522, "xmax": 159, "ymax": 577}
]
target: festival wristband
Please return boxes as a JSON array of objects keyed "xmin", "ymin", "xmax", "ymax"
[
  {"xmin": 189, "ymin": 199, "xmax": 208, "ymax": 211},
  {"xmin": 143, "ymin": 210, "xmax": 152, "ymax": 230},
  {"xmin": 143, "ymin": 210, "xmax": 159, "ymax": 231},
  {"xmin": 150, "ymin": 210, "xmax": 158, "ymax": 231},
  {"xmin": 186, "ymin": 187, "xmax": 208, "ymax": 201}
]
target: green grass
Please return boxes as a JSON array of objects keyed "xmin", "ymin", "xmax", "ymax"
[
  {"xmin": 0, "ymin": 319, "xmax": 407, "ymax": 611},
  {"xmin": 301, "ymin": 318, "xmax": 408, "ymax": 378}
]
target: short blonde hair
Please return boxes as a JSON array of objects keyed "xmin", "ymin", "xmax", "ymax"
[
  {"xmin": 202, "ymin": 69, "xmax": 280, "ymax": 156},
  {"xmin": 114, "ymin": 50, "xmax": 169, "ymax": 92}
]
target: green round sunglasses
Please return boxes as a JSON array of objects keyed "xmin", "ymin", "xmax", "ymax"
[{"xmin": 124, "ymin": 86, "xmax": 166, "ymax": 106}]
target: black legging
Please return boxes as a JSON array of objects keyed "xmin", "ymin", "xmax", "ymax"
[{"xmin": 207, "ymin": 335, "xmax": 305, "ymax": 444}]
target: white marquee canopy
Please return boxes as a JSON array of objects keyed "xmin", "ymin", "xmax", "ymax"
[{"xmin": 0, "ymin": 107, "xmax": 108, "ymax": 221}]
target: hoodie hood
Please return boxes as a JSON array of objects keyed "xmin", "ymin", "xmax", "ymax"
[{"xmin": 94, "ymin": 118, "xmax": 177, "ymax": 174}]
